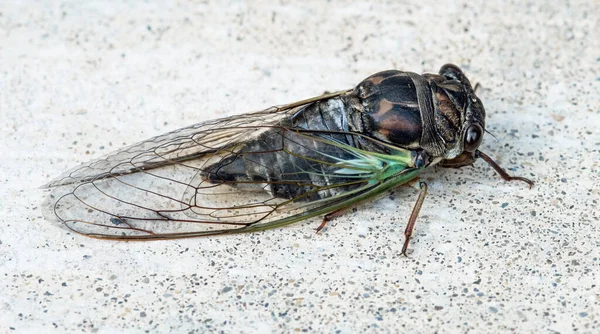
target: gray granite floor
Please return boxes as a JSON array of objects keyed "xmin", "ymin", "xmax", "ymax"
[{"xmin": 1, "ymin": 1, "xmax": 598, "ymax": 333}]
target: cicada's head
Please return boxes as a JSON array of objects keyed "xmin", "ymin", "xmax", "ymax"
[{"xmin": 428, "ymin": 64, "xmax": 486, "ymax": 166}]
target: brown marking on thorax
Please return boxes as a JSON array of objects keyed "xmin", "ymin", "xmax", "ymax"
[
  {"xmin": 366, "ymin": 75, "xmax": 388, "ymax": 86},
  {"xmin": 371, "ymin": 99, "xmax": 422, "ymax": 146},
  {"xmin": 372, "ymin": 99, "xmax": 394, "ymax": 117},
  {"xmin": 435, "ymin": 90, "xmax": 462, "ymax": 131}
]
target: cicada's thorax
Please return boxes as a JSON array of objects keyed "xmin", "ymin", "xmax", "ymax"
[{"xmin": 343, "ymin": 69, "xmax": 484, "ymax": 163}]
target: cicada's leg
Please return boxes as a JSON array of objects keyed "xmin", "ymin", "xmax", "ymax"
[
  {"xmin": 316, "ymin": 208, "xmax": 349, "ymax": 233},
  {"xmin": 475, "ymin": 150, "xmax": 534, "ymax": 188},
  {"xmin": 315, "ymin": 178, "xmax": 422, "ymax": 234},
  {"xmin": 402, "ymin": 181, "xmax": 428, "ymax": 256}
]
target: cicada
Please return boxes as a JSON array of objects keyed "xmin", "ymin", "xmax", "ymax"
[{"xmin": 42, "ymin": 64, "xmax": 533, "ymax": 255}]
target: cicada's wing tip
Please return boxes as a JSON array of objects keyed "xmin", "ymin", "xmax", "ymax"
[
  {"xmin": 40, "ymin": 194, "xmax": 61, "ymax": 224},
  {"xmin": 40, "ymin": 182, "xmax": 78, "ymax": 224},
  {"xmin": 40, "ymin": 179, "xmax": 75, "ymax": 224}
]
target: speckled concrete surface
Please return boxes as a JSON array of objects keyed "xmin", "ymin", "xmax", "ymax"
[{"xmin": 1, "ymin": 1, "xmax": 598, "ymax": 333}]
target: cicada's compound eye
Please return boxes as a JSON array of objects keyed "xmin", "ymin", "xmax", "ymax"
[
  {"xmin": 439, "ymin": 63, "xmax": 464, "ymax": 81},
  {"xmin": 464, "ymin": 124, "xmax": 483, "ymax": 152}
]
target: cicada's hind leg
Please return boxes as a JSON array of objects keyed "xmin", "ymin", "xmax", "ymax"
[
  {"xmin": 402, "ymin": 181, "xmax": 428, "ymax": 256},
  {"xmin": 315, "ymin": 208, "xmax": 349, "ymax": 233}
]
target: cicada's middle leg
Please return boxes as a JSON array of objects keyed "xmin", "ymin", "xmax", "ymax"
[
  {"xmin": 314, "ymin": 181, "xmax": 429, "ymax": 256},
  {"xmin": 402, "ymin": 181, "xmax": 428, "ymax": 256}
]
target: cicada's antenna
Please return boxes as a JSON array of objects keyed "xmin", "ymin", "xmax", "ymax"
[{"xmin": 485, "ymin": 129, "xmax": 499, "ymax": 141}]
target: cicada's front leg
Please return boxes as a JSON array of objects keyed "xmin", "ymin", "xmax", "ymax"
[{"xmin": 475, "ymin": 150, "xmax": 534, "ymax": 188}]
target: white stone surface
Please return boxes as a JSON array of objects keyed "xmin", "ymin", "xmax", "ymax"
[{"xmin": 1, "ymin": 1, "xmax": 598, "ymax": 333}]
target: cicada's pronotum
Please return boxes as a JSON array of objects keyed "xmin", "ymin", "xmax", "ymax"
[{"xmin": 42, "ymin": 64, "xmax": 533, "ymax": 255}]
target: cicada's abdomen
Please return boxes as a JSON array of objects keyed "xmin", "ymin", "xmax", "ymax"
[{"xmin": 202, "ymin": 97, "xmax": 369, "ymax": 201}]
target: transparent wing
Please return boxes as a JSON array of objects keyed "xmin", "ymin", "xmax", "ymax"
[
  {"xmin": 45, "ymin": 109, "xmax": 291, "ymax": 188},
  {"xmin": 42, "ymin": 93, "xmax": 422, "ymax": 239}
]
